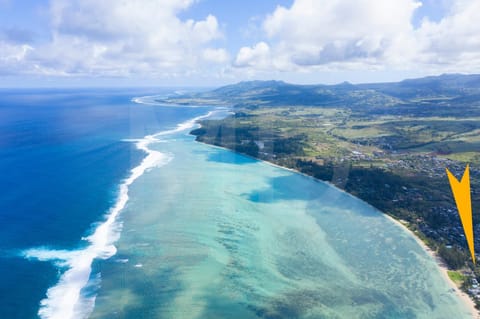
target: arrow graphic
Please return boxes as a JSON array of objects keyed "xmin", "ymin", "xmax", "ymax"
[{"xmin": 446, "ymin": 165, "xmax": 475, "ymax": 264}]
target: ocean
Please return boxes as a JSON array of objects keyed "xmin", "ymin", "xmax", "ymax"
[{"xmin": 0, "ymin": 89, "xmax": 473, "ymax": 318}]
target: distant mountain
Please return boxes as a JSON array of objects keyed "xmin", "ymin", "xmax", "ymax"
[
  {"xmin": 211, "ymin": 80, "xmax": 291, "ymax": 96},
  {"xmin": 401, "ymin": 73, "xmax": 480, "ymax": 89},
  {"xmin": 183, "ymin": 79, "xmax": 399, "ymax": 108},
  {"xmin": 359, "ymin": 73, "xmax": 480, "ymax": 99},
  {"xmin": 166, "ymin": 73, "xmax": 480, "ymax": 110}
]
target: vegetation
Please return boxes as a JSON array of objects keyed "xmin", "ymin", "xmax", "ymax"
[
  {"xmin": 448, "ymin": 270, "xmax": 467, "ymax": 285},
  {"xmin": 440, "ymin": 245, "xmax": 469, "ymax": 270},
  {"xmin": 166, "ymin": 74, "xmax": 480, "ymax": 302}
]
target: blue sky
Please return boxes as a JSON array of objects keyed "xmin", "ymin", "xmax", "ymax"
[{"xmin": 0, "ymin": 0, "xmax": 478, "ymax": 87}]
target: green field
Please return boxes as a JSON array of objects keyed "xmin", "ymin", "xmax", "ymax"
[
  {"xmin": 448, "ymin": 270, "xmax": 467, "ymax": 286},
  {"xmin": 169, "ymin": 76, "xmax": 480, "ymax": 304}
]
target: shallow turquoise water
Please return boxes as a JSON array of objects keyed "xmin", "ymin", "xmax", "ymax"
[
  {"xmin": 0, "ymin": 89, "xmax": 211, "ymax": 318},
  {"xmin": 90, "ymin": 126, "xmax": 473, "ymax": 318}
]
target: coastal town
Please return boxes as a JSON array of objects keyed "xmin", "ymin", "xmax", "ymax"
[{"xmin": 176, "ymin": 76, "xmax": 480, "ymax": 310}]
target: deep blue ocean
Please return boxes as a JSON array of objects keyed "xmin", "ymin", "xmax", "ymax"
[
  {"xmin": 0, "ymin": 89, "xmax": 474, "ymax": 319},
  {"xmin": 0, "ymin": 88, "xmax": 209, "ymax": 318}
]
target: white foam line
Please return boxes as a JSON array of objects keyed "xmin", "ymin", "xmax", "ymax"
[
  {"xmin": 131, "ymin": 96, "xmax": 153, "ymax": 105},
  {"xmin": 131, "ymin": 94, "xmax": 206, "ymax": 108},
  {"xmin": 153, "ymin": 111, "xmax": 213, "ymax": 138},
  {"xmin": 23, "ymin": 111, "xmax": 213, "ymax": 319}
]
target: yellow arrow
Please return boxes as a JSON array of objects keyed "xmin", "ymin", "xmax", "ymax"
[{"xmin": 446, "ymin": 165, "xmax": 475, "ymax": 264}]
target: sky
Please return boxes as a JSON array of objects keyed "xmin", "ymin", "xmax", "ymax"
[{"xmin": 0, "ymin": 0, "xmax": 478, "ymax": 87}]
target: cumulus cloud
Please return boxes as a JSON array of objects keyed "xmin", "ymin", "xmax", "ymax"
[
  {"xmin": 0, "ymin": 0, "xmax": 226, "ymax": 77},
  {"xmin": 414, "ymin": 0, "xmax": 480, "ymax": 69},
  {"xmin": 1, "ymin": 0, "xmax": 480, "ymax": 80},
  {"xmin": 234, "ymin": 42, "xmax": 271, "ymax": 68},
  {"xmin": 235, "ymin": 0, "xmax": 421, "ymax": 71},
  {"xmin": 234, "ymin": 0, "xmax": 480, "ymax": 74},
  {"xmin": 0, "ymin": 42, "xmax": 33, "ymax": 75}
]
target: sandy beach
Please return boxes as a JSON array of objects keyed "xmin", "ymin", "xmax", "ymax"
[
  {"xmin": 385, "ymin": 215, "xmax": 479, "ymax": 318},
  {"xmin": 197, "ymin": 137, "xmax": 480, "ymax": 317}
]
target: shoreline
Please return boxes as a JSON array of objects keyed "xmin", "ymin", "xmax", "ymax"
[
  {"xmin": 192, "ymin": 131, "xmax": 479, "ymax": 317},
  {"xmin": 385, "ymin": 214, "xmax": 479, "ymax": 318}
]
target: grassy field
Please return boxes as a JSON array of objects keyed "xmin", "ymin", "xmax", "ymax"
[
  {"xmin": 192, "ymin": 104, "xmax": 480, "ymax": 276},
  {"xmin": 181, "ymin": 77, "xmax": 480, "ymax": 305},
  {"xmin": 448, "ymin": 270, "xmax": 467, "ymax": 286}
]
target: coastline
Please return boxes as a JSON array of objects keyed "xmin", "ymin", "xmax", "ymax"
[
  {"xmin": 193, "ymin": 133, "xmax": 479, "ymax": 318},
  {"xmin": 385, "ymin": 214, "xmax": 479, "ymax": 318}
]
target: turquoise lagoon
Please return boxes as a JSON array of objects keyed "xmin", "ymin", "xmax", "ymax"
[{"xmin": 88, "ymin": 111, "xmax": 473, "ymax": 319}]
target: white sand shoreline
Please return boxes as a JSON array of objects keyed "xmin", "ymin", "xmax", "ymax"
[
  {"xmin": 384, "ymin": 214, "xmax": 479, "ymax": 318},
  {"xmin": 192, "ymin": 120, "xmax": 479, "ymax": 318}
]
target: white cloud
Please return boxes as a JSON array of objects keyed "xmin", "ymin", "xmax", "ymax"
[
  {"xmin": 414, "ymin": 0, "xmax": 480, "ymax": 69},
  {"xmin": 0, "ymin": 0, "xmax": 226, "ymax": 77},
  {"xmin": 2, "ymin": 0, "xmax": 480, "ymax": 81},
  {"xmin": 0, "ymin": 42, "xmax": 32, "ymax": 61},
  {"xmin": 234, "ymin": 41, "xmax": 271, "ymax": 68},
  {"xmin": 203, "ymin": 48, "xmax": 229, "ymax": 63},
  {"xmin": 0, "ymin": 42, "xmax": 33, "ymax": 75},
  {"xmin": 234, "ymin": 0, "xmax": 480, "ymax": 75},
  {"xmin": 259, "ymin": 0, "xmax": 421, "ymax": 68}
]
